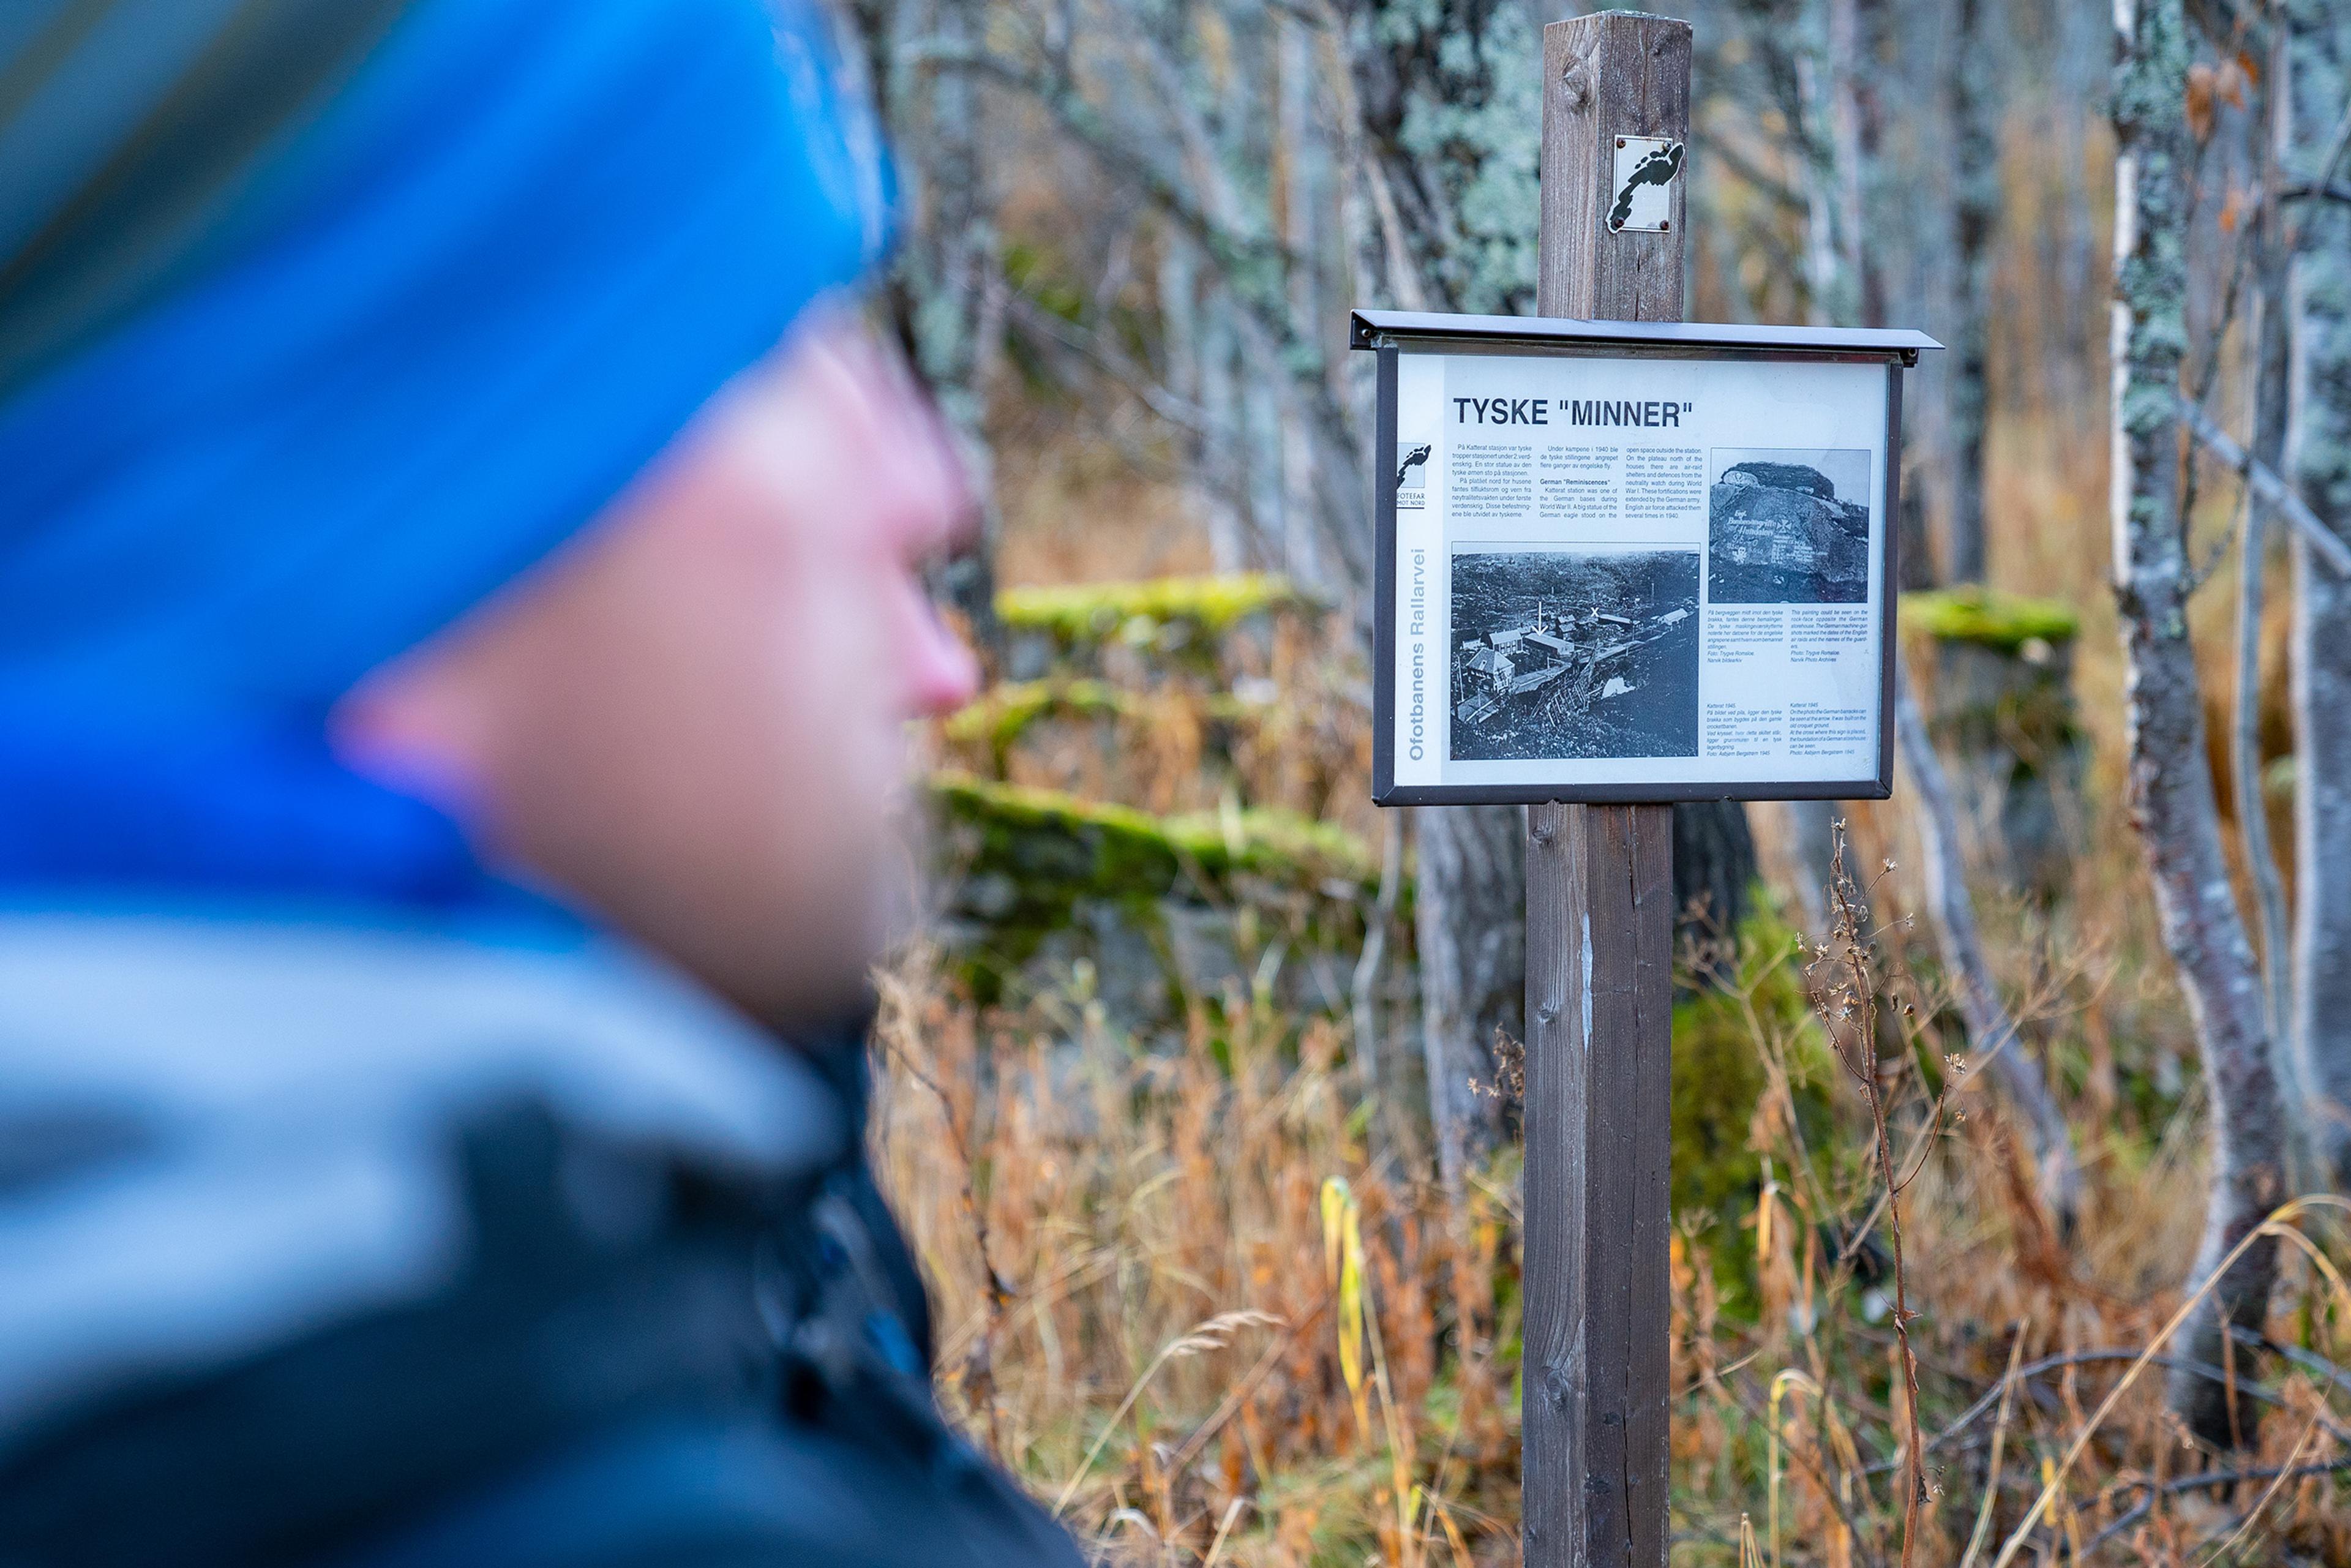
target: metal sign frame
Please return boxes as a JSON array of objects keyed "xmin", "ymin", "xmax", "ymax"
[{"xmin": 1355, "ymin": 308, "xmax": 1940, "ymax": 808}]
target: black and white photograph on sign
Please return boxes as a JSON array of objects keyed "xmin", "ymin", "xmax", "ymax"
[
  {"xmin": 1706, "ymin": 447, "xmax": 1872, "ymax": 604},
  {"xmin": 1449, "ymin": 549, "xmax": 1700, "ymax": 761}
]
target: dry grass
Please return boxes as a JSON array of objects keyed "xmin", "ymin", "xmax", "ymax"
[
  {"xmin": 895, "ymin": 655, "xmax": 2351, "ymax": 1566},
  {"xmin": 874, "ymin": 871, "xmax": 2351, "ymax": 1563},
  {"xmin": 873, "ymin": 956, "xmax": 1521, "ymax": 1564}
]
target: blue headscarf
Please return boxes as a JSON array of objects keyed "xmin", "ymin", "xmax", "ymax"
[{"xmin": 0, "ymin": 0, "xmax": 886, "ymax": 908}]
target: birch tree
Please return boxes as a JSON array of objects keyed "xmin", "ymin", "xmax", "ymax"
[
  {"xmin": 2235, "ymin": 5, "xmax": 2297, "ymax": 1160},
  {"xmin": 1333, "ymin": 0, "xmax": 1543, "ymax": 1197},
  {"xmin": 1768, "ymin": 0, "xmax": 1875, "ymax": 926},
  {"xmin": 2110, "ymin": 0, "xmax": 2286, "ymax": 1446},
  {"xmin": 1943, "ymin": 0, "xmax": 1998, "ymax": 584},
  {"xmin": 853, "ymin": 0, "xmax": 1010, "ymax": 653},
  {"xmin": 1711, "ymin": 0, "xmax": 2084, "ymax": 1229},
  {"xmin": 2287, "ymin": 0, "xmax": 2351, "ymax": 1184},
  {"xmin": 920, "ymin": 0, "xmax": 1374, "ymax": 601}
]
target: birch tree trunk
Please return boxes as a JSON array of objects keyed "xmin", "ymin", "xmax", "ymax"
[
  {"xmin": 2239, "ymin": 15, "xmax": 2300, "ymax": 1162},
  {"xmin": 1943, "ymin": 0, "xmax": 1998, "ymax": 584},
  {"xmin": 1222, "ymin": 6, "xmax": 1290, "ymax": 579},
  {"xmin": 1780, "ymin": 0, "xmax": 1875, "ymax": 925},
  {"xmin": 1278, "ymin": 13, "xmax": 1333, "ymax": 590},
  {"xmin": 863, "ymin": 0, "xmax": 1008, "ymax": 655},
  {"xmin": 1199, "ymin": 298, "xmax": 1248, "ymax": 572},
  {"xmin": 2287, "ymin": 0, "xmax": 2351, "ymax": 1185},
  {"xmin": 1336, "ymin": 0, "xmax": 1542, "ymax": 1190},
  {"xmin": 2110, "ymin": 0, "xmax": 2286, "ymax": 1447}
]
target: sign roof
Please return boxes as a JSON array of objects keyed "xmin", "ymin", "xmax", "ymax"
[{"xmin": 1349, "ymin": 309, "xmax": 1943, "ymax": 365}]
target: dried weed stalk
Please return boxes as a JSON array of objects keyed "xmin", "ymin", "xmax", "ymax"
[{"xmin": 1801, "ymin": 823, "xmax": 1947, "ymax": 1567}]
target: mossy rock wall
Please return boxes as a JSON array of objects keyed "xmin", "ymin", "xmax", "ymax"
[
  {"xmin": 1899, "ymin": 585, "xmax": 2079, "ymax": 656},
  {"xmin": 938, "ymin": 678, "xmax": 1280, "ymax": 817},
  {"xmin": 997, "ymin": 573, "xmax": 1312, "ymax": 684},
  {"xmin": 929, "ymin": 773, "xmax": 1384, "ymax": 1019},
  {"xmin": 943, "ymin": 678, "xmax": 1134, "ymax": 764}
]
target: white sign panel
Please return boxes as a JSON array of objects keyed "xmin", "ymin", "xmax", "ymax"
[{"xmin": 1369, "ymin": 326, "xmax": 1916, "ymax": 805}]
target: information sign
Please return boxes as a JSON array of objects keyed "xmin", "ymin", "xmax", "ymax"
[{"xmin": 1355, "ymin": 309, "xmax": 1940, "ymax": 806}]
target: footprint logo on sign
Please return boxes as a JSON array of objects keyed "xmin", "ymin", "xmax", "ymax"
[
  {"xmin": 1397, "ymin": 443, "xmax": 1432, "ymax": 489},
  {"xmin": 1607, "ymin": 141, "xmax": 1684, "ymax": 233}
]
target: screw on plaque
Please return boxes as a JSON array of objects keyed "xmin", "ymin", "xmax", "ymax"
[{"xmin": 1615, "ymin": 137, "xmax": 1625, "ymax": 147}]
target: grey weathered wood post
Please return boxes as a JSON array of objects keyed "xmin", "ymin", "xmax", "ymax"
[{"xmin": 1523, "ymin": 12, "xmax": 1689, "ymax": 1566}]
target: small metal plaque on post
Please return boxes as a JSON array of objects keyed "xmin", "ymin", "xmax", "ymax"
[
  {"xmin": 1608, "ymin": 135, "xmax": 1682, "ymax": 232},
  {"xmin": 1351, "ymin": 308, "xmax": 1940, "ymax": 809}
]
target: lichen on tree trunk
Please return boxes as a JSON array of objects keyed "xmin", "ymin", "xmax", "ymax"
[{"xmin": 2109, "ymin": 0, "xmax": 2286, "ymax": 1448}]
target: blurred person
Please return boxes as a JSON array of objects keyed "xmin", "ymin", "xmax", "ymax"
[{"xmin": 0, "ymin": 2, "xmax": 1084, "ymax": 1565}]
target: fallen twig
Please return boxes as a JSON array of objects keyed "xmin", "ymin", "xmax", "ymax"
[
  {"xmin": 2078, "ymin": 1452, "xmax": 2351, "ymax": 1558},
  {"xmin": 1911, "ymin": 1346, "xmax": 2351, "ymax": 1464}
]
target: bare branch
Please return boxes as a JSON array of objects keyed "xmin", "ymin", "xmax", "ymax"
[
  {"xmin": 2083, "ymin": 1456, "xmax": 2351, "ymax": 1558},
  {"xmin": 2179, "ymin": 396, "xmax": 2351, "ymax": 576},
  {"xmin": 915, "ymin": 43, "xmax": 1307, "ymax": 325},
  {"xmin": 2314, "ymin": 91, "xmax": 2351, "ymax": 190},
  {"xmin": 1002, "ymin": 291, "xmax": 1209, "ymax": 433},
  {"xmin": 1690, "ymin": 122, "xmax": 1806, "ymax": 213}
]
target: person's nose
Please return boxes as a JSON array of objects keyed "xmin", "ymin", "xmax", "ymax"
[{"xmin": 898, "ymin": 579, "xmax": 980, "ymax": 718}]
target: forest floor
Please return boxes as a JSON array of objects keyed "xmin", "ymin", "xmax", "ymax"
[{"xmin": 872, "ymin": 411, "xmax": 2351, "ymax": 1566}]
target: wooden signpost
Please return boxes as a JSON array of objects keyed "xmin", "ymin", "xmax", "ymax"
[
  {"xmin": 1352, "ymin": 11, "xmax": 1938, "ymax": 1564},
  {"xmin": 1529, "ymin": 20, "xmax": 1685, "ymax": 1565}
]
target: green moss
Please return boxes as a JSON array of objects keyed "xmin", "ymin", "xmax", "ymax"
[
  {"xmin": 1899, "ymin": 586, "xmax": 2080, "ymax": 655},
  {"xmin": 1670, "ymin": 907, "xmax": 1837, "ymax": 1316},
  {"xmin": 1162, "ymin": 805, "xmax": 1376, "ymax": 889},
  {"xmin": 995, "ymin": 573, "xmax": 1311, "ymax": 651},
  {"xmin": 931, "ymin": 772, "xmax": 1374, "ymax": 910},
  {"xmin": 1001, "ymin": 240, "xmax": 1084, "ymax": 324},
  {"xmin": 942, "ymin": 679, "xmax": 1133, "ymax": 757},
  {"xmin": 930, "ymin": 773, "xmax": 1378, "ymax": 1008}
]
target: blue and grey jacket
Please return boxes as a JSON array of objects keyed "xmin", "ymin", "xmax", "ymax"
[{"xmin": 0, "ymin": 909, "xmax": 1078, "ymax": 1566}]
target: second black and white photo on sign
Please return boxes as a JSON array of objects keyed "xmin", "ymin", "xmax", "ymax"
[
  {"xmin": 1449, "ymin": 549, "xmax": 1700, "ymax": 761},
  {"xmin": 1706, "ymin": 447, "xmax": 1872, "ymax": 604}
]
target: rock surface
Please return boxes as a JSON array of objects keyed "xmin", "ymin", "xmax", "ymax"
[{"xmin": 1708, "ymin": 462, "xmax": 1869, "ymax": 602}]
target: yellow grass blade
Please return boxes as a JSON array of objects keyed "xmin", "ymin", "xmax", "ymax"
[{"xmin": 1956, "ymin": 1319, "xmax": 2030, "ymax": 1568}]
